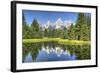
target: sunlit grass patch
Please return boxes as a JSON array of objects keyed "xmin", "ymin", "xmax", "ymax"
[
  {"xmin": 23, "ymin": 38, "xmax": 90, "ymax": 45},
  {"xmin": 58, "ymin": 39, "xmax": 90, "ymax": 45}
]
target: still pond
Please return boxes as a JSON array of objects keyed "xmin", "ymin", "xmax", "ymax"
[{"xmin": 22, "ymin": 42, "xmax": 90, "ymax": 63}]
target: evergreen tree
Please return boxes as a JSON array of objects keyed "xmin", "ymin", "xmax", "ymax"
[
  {"xmin": 22, "ymin": 12, "xmax": 30, "ymax": 39},
  {"xmin": 67, "ymin": 23, "xmax": 75, "ymax": 40},
  {"xmin": 31, "ymin": 19, "xmax": 40, "ymax": 32},
  {"xmin": 30, "ymin": 19, "xmax": 41, "ymax": 38},
  {"xmin": 74, "ymin": 13, "xmax": 91, "ymax": 41}
]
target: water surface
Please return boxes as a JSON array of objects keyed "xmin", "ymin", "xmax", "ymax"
[{"xmin": 22, "ymin": 42, "xmax": 90, "ymax": 63}]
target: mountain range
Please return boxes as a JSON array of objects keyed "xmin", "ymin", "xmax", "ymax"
[{"xmin": 41, "ymin": 18, "xmax": 73, "ymax": 30}]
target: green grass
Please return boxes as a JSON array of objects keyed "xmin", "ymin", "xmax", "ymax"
[{"xmin": 23, "ymin": 38, "xmax": 90, "ymax": 45}]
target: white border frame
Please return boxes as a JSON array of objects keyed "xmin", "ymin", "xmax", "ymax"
[{"xmin": 16, "ymin": 3, "xmax": 96, "ymax": 70}]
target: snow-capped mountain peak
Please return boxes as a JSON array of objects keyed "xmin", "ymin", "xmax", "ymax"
[
  {"xmin": 55, "ymin": 18, "xmax": 63, "ymax": 25},
  {"xmin": 42, "ymin": 18, "xmax": 72, "ymax": 30}
]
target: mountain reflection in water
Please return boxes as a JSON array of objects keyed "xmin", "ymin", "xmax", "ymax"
[{"xmin": 23, "ymin": 42, "xmax": 90, "ymax": 63}]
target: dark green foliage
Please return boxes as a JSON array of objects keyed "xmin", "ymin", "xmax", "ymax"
[
  {"xmin": 31, "ymin": 19, "xmax": 40, "ymax": 32},
  {"xmin": 67, "ymin": 13, "xmax": 91, "ymax": 41},
  {"xmin": 67, "ymin": 23, "xmax": 75, "ymax": 40},
  {"xmin": 22, "ymin": 12, "xmax": 31, "ymax": 39}
]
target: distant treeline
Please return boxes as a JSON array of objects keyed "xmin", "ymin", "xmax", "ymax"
[{"xmin": 22, "ymin": 12, "xmax": 91, "ymax": 41}]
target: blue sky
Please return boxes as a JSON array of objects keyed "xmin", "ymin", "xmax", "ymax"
[{"xmin": 23, "ymin": 10, "xmax": 79, "ymax": 25}]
